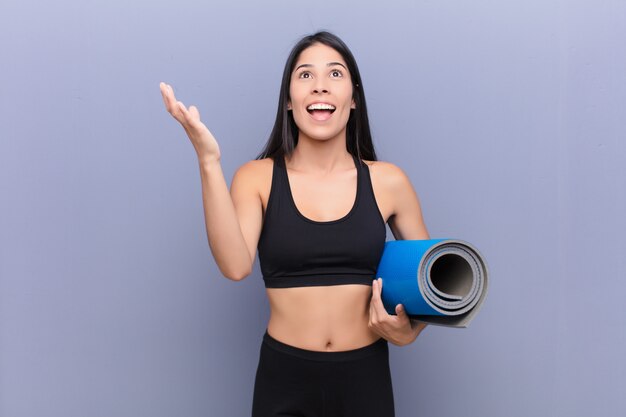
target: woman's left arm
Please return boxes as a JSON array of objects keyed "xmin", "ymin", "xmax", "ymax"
[{"xmin": 368, "ymin": 162, "xmax": 429, "ymax": 346}]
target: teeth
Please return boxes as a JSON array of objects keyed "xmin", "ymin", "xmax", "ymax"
[{"xmin": 307, "ymin": 103, "xmax": 336, "ymax": 111}]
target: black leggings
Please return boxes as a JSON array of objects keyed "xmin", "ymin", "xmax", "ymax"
[{"xmin": 251, "ymin": 330, "xmax": 395, "ymax": 417}]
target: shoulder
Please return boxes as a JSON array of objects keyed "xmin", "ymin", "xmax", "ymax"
[
  {"xmin": 362, "ymin": 159, "xmax": 413, "ymax": 192},
  {"xmin": 232, "ymin": 157, "xmax": 273, "ymax": 187},
  {"xmin": 364, "ymin": 160, "xmax": 428, "ymax": 239},
  {"xmin": 235, "ymin": 157, "xmax": 274, "ymax": 177}
]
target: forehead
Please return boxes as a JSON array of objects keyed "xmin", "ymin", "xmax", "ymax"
[{"xmin": 294, "ymin": 43, "xmax": 347, "ymax": 68}]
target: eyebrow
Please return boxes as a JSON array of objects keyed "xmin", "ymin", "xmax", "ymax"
[{"xmin": 294, "ymin": 62, "xmax": 348, "ymax": 72}]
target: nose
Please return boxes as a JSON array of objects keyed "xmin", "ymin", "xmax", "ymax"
[{"xmin": 312, "ymin": 78, "xmax": 329, "ymax": 94}]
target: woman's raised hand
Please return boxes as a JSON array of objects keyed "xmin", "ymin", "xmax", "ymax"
[{"xmin": 159, "ymin": 82, "xmax": 221, "ymax": 164}]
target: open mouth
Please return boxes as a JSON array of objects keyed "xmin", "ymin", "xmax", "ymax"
[{"xmin": 306, "ymin": 103, "xmax": 336, "ymax": 121}]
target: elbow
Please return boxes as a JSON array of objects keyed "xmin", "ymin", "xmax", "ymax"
[
  {"xmin": 223, "ymin": 265, "xmax": 252, "ymax": 282},
  {"xmin": 217, "ymin": 252, "xmax": 254, "ymax": 281}
]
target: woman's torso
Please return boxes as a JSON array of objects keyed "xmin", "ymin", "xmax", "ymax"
[{"xmin": 255, "ymin": 155, "xmax": 394, "ymax": 352}]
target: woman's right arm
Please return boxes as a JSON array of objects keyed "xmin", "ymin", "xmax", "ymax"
[
  {"xmin": 160, "ymin": 82, "xmax": 261, "ymax": 281},
  {"xmin": 197, "ymin": 159, "xmax": 263, "ymax": 280}
]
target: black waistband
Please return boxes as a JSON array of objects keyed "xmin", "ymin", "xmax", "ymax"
[
  {"xmin": 262, "ymin": 329, "xmax": 387, "ymax": 362},
  {"xmin": 263, "ymin": 274, "xmax": 375, "ymax": 288}
]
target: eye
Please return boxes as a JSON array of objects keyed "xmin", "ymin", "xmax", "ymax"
[
  {"xmin": 298, "ymin": 71, "xmax": 312, "ymax": 79},
  {"xmin": 330, "ymin": 69, "xmax": 343, "ymax": 78}
]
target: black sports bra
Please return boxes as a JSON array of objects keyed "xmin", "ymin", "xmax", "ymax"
[{"xmin": 257, "ymin": 153, "xmax": 387, "ymax": 288}]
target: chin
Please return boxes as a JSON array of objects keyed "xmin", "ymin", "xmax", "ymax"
[
  {"xmin": 298, "ymin": 129, "xmax": 347, "ymax": 143},
  {"xmin": 295, "ymin": 124, "xmax": 349, "ymax": 143}
]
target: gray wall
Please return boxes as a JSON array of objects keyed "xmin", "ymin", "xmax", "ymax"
[{"xmin": 1, "ymin": 1, "xmax": 625, "ymax": 416}]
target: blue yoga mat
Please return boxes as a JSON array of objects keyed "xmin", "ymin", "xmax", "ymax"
[{"xmin": 375, "ymin": 239, "xmax": 488, "ymax": 328}]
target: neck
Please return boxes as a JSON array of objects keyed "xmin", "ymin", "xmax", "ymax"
[{"xmin": 288, "ymin": 132, "xmax": 353, "ymax": 174}]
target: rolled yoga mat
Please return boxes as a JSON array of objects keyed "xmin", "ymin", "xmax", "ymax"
[{"xmin": 375, "ymin": 239, "xmax": 488, "ymax": 328}]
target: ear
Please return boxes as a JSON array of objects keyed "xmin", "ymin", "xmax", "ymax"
[
  {"xmin": 287, "ymin": 100, "xmax": 292, "ymax": 111},
  {"xmin": 351, "ymin": 98, "xmax": 356, "ymax": 109}
]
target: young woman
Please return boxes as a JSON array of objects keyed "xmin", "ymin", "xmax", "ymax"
[{"xmin": 160, "ymin": 31, "xmax": 429, "ymax": 417}]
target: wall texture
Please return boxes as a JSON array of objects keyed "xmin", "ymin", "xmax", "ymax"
[{"xmin": 1, "ymin": 1, "xmax": 625, "ymax": 416}]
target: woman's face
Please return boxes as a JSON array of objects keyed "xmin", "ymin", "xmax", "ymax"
[{"xmin": 288, "ymin": 43, "xmax": 355, "ymax": 144}]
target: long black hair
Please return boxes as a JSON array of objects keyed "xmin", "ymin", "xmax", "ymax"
[{"xmin": 255, "ymin": 31, "xmax": 377, "ymax": 164}]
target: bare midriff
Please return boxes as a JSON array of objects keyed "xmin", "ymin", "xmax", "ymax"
[{"xmin": 265, "ymin": 284, "xmax": 382, "ymax": 352}]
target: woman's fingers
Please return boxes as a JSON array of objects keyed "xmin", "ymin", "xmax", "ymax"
[
  {"xmin": 159, "ymin": 81, "xmax": 221, "ymax": 161},
  {"xmin": 177, "ymin": 100, "xmax": 188, "ymax": 119},
  {"xmin": 160, "ymin": 83, "xmax": 180, "ymax": 116},
  {"xmin": 160, "ymin": 83, "xmax": 201, "ymax": 127},
  {"xmin": 369, "ymin": 283, "xmax": 378, "ymax": 326},
  {"xmin": 370, "ymin": 279, "xmax": 387, "ymax": 327},
  {"xmin": 160, "ymin": 82, "xmax": 179, "ymax": 117},
  {"xmin": 189, "ymin": 105, "xmax": 200, "ymax": 120},
  {"xmin": 372, "ymin": 278, "xmax": 389, "ymax": 319},
  {"xmin": 159, "ymin": 82, "xmax": 172, "ymax": 112}
]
